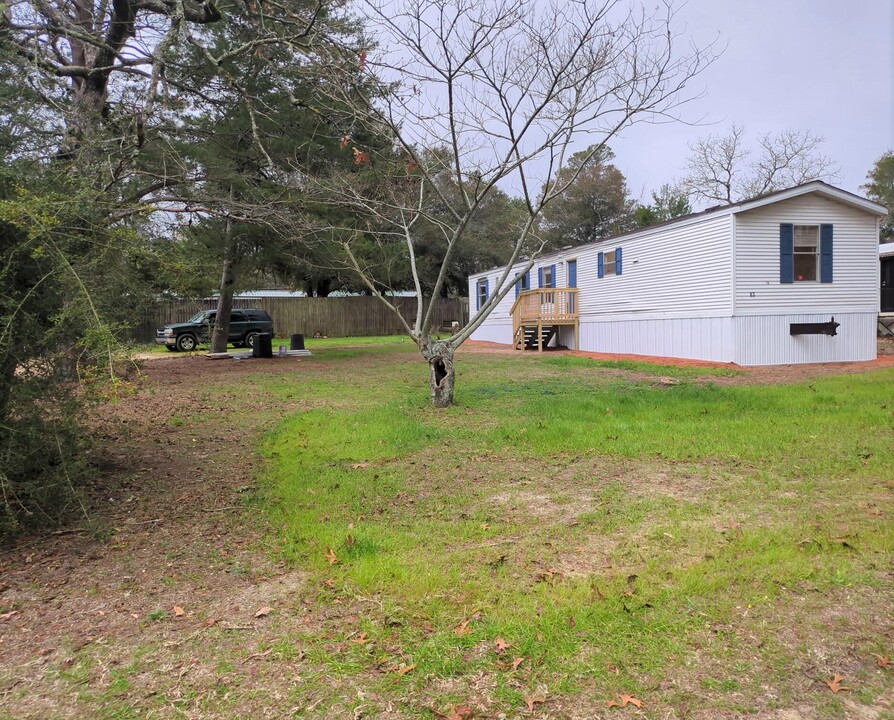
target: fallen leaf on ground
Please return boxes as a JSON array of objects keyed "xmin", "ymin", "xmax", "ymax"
[
  {"xmin": 173, "ymin": 605, "xmax": 185, "ymax": 617},
  {"xmin": 246, "ymin": 648, "xmax": 272, "ymax": 661},
  {"xmin": 454, "ymin": 620, "xmax": 471, "ymax": 636},
  {"xmin": 874, "ymin": 654, "xmax": 890, "ymax": 668},
  {"xmin": 350, "ymin": 462, "xmax": 369, "ymax": 469},
  {"xmin": 325, "ymin": 548, "xmax": 338, "ymax": 565},
  {"xmin": 512, "ymin": 657, "xmax": 525, "ymax": 670},
  {"xmin": 434, "ymin": 705, "xmax": 474, "ymax": 720},
  {"xmin": 396, "ymin": 663, "xmax": 417, "ymax": 676},
  {"xmin": 351, "ymin": 632, "xmax": 368, "ymax": 645},
  {"xmin": 346, "ymin": 535, "xmax": 356, "ymax": 548},
  {"xmin": 0, "ymin": 610, "xmax": 19, "ymax": 620},
  {"xmin": 825, "ymin": 674, "xmax": 851, "ymax": 693},
  {"xmin": 482, "ymin": 522, "xmax": 490, "ymax": 530},
  {"xmin": 254, "ymin": 606, "xmax": 272, "ymax": 618},
  {"xmin": 523, "ymin": 696, "xmax": 546, "ymax": 711},
  {"xmin": 494, "ymin": 637, "xmax": 512, "ymax": 653},
  {"xmin": 606, "ymin": 694, "xmax": 644, "ymax": 709}
]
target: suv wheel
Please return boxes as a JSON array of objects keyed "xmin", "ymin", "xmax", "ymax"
[
  {"xmin": 245, "ymin": 331, "xmax": 259, "ymax": 349},
  {"xmin": 175, "ymin": 334, "xmax": 197, "ymax": 352}
]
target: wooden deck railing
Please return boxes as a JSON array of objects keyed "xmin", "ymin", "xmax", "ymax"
[{"xmin": 510, "ymin": 288, "xmax": 578, "ymax": 348}]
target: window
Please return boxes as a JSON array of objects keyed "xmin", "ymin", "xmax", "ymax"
[
  {"xmin": 793, "ymin": 225, "xmax": 818, "ymax": 282},
  {"xmin": 230, "ymin": 311, "xmax": 246, "ymax": 323},
  {"xmin": 540, "ymin": 265, "xmax": 554, "ymax": 288},
  {"xmin": 603, "ymin": 250, "xmax": 617, "ymax": 276},
  {"xmin": 476, "ymin": 277, "xmax": 489, "ymax": 310},
  {"xmin": 514, "ymin": 270, "xmax": 530, "ymax": 297},
  {"xmin": 780, "ymin": 223, "xmax": 832, "ymax": 284},
  {"xmin": 597, "ymin": 248, "xmax": 623, "ymax": 278}
]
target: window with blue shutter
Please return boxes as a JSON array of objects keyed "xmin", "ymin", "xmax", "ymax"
[
  {"xmin": 820, "ymin": 224, "xmax": 833, "ymax": 283},
  {"xmin": 514, "ymin": 270, "xmax": 531, "ymax": 297},
  {"xmin": 549, "ymin": 264, "xmax": 556, "ymax": 288},
  {"xmin": 779, "ymin": 224, "xmax": 794, "ymax": 284},
  {"xmin": 476, "ymin": 278, "xmax": 489, "ymax": 310},
  {"xmin": 538, "ymin": 267, "xmax": 544, "ymax": 288},
  {"xmin": 599, "ymin": 250, "xmax": 619, "ymax": 277},
  {"xmin": 597, "ymin": 252, "xmax": 604, "ymax": 278},
  {"xmin": 567, "ymin": 260, "xmax": 577, "ymax": 288}
]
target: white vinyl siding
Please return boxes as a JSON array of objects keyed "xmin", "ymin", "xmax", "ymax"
[
  {"xmin": 732, "ymin": 313, "xmax": 876, "ymax": 364},
  {"xmin": 573, "ymin": 213, "xmax": 732, "ymax": 320},
  {"xmin": 734, "ymin": 194, "xmax": 879, "ymax": 315},
  {"xmin": 578, "ymin": 317, "xmax": 734, "ymax": 362},
  {"xmin": 468, "ymin": 184, "xmax": 882, "ymax": 364}
]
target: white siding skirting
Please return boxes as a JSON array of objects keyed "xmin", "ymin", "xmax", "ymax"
[
  {"xmin": 578, "ymin": 316, "xmax": 734, "ymax": 362},
  {"xmin": 470, "ymin": 320, "xmax": 513, "ymax": 345},
  {"xmin": 732, "ymin": 313, "xmax": 877, "ymax": 365}
]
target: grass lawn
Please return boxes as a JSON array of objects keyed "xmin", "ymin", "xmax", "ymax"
[
  {"xmin": 3, "ymin": 338, "xmax": 891, "ymax": 720},
  {"xmin": 254, "ymin": 341, "xmax": 894, "ymax": 717}
]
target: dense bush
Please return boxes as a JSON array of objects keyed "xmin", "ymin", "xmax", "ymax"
[{"xmin": 0, "ymin": 169, "xmax": 146, "ymax": 536}]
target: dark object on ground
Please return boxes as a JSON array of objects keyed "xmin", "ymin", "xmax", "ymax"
[
  {"xmin": 291, "ymin": 334, "xmax": 305, "ymax": 350},
  {"xmin": 253, "ymin": 333, "xmax": 273, "ymax": 358},
  {"xmin": 156, "ymin": 309, "xmax": 274, "ymax": 351}
]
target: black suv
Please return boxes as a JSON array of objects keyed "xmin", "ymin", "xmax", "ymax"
[{"xmin": 155, "ymin": 309, "xmax": 275, "ymax": 352}]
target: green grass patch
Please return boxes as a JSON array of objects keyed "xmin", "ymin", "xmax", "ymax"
[{"xmin": 254, "ymin": 346, "xmax": 894, "ymax": 713}]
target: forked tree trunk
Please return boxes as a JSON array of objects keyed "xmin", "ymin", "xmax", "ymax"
[{"xmin": 420, "ymin": 339, "xmax": 456, "ymax": 408}]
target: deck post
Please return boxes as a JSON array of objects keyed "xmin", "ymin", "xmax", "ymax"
[{"xmin": 537, "ymin": 322, "xmax": 543, "ymax": 352}]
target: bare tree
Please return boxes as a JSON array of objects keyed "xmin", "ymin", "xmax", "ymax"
[
  {"xmin": 313, "ymin": 0, "xmax": 716, "ymax": 407},
  {"xmin": 683, "ymin": 124, "xmax": 840, "ymax": 206}
]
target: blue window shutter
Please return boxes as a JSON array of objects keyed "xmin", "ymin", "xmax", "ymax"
[
  {"xmin": 597, "ymin": 252, "xmax": 605, "ymax": 279},
  {"xmin": 524, "ymin": 271, "xmax": 530, "ymax": 291},
  {"xmin": 538, "ymin": 267, "xmax": 543, "ymax": 288},
  {"xmin": 550, "ymin": 264, "xmax": 556, "ymax": 288},
  {"xmin": 779, "ymin": 224, "xmax": 794, "ymax": 284},
  {"xmin": 567, "ymin": 261, "xmax": 577, "ymax": 288},
  {"xmin": 615, "ymin": 247, "xmax": 623, "ymax": 275},
  {"xmin": 820, "ymin": 224, "xmax": 833, "ymax": 283},
  {"xmin": 514, "ymin": 274, "xmax": 520, "ymax": 297}
]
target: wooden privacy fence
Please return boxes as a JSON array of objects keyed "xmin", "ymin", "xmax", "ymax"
[{"xmin": 132, "ymin": 296, "xmax": 469, "ymax": 343}]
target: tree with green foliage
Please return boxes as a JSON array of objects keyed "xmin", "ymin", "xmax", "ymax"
[
  {"xmin": 634, "ymin": 183, "xmax": 692, "ymax": 227},
  {"xmin": 861, "ymin": 151, "xmax": 894, "ymax": 243},
  {"xmin": 538, "ymin": 146, "xmax": 635, "ymax": 248},
  {"xmin": 0, "ymin": 0, "xmax": 372, "ymax": 530}
]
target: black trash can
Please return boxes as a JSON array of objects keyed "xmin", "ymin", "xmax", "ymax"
[
  {"xmin": 290, "ymin": 333, "xmax": 305, "ymax": 351},
  {"xmin": 253, "ymin": 332, "xmax": 274, "ymax": 358}
]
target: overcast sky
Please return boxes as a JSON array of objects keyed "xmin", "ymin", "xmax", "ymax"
[{"xmin": 608, "ymin": 0, "xmax": 894, "ymax": 204}]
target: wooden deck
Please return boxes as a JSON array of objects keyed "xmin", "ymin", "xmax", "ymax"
[{"xmin": 510, "ymin": 288, "xmax": 578, "ymax": 351}]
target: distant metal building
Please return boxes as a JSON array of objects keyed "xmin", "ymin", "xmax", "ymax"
[
  {"xmin": 468, "ymin": 181, "xmax": 887, "ymax": 365},
  {"xmin": 881, "ymin": 242, "xmax": 894, "ymax": 314}
]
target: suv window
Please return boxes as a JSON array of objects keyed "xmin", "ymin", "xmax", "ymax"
[{"xmin": 230, "ymin": 311, "xmax": 247, "ymax": 323}]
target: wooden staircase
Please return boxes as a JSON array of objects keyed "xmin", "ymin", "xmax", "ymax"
[
  {"xmin": 510, "ymin": 288, "xmax": 578, "ymax": 352},
  {"xmin": 515, "ymin": 324, "xmax": 557, "ymax": 351}
]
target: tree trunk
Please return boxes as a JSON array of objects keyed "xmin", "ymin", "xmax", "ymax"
[
  {"xmin": 210, "ymin": 257, "xmax": 235, "ymax": 353},
  {"xmin": 420, "ymin": 339, "xmax": 456, "ymax": 408}
]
